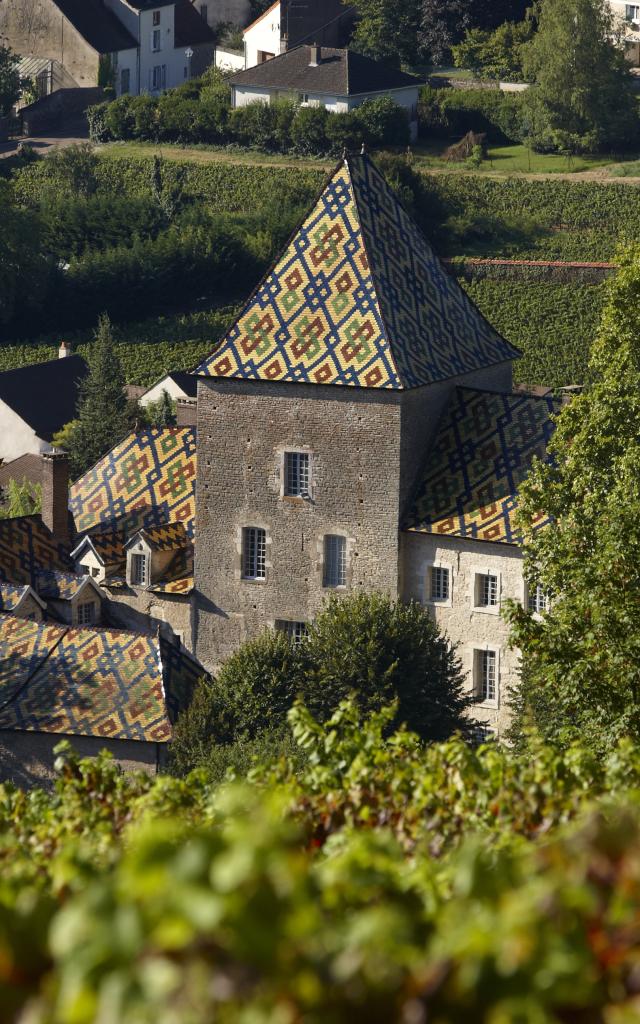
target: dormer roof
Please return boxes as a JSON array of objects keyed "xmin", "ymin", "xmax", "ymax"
[{"xmin": 193, "ymin": 154, "xmax": 519, "ymax": 390}]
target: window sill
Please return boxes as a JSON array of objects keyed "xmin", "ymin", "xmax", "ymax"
[
  {"xmin": 282, "ymin": 495, "xmax": 309, "ymax": 505},
  {"xmin": 472, "ymin": 604, "xmax": 500, "ymax": 615},
  {"xmin": 241, "ymin": 576, "xmax": 267, "ymax": 584}
]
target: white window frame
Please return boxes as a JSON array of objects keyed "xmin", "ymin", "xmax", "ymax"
[
  {"xmin": 152, "ymin": 28, "xmax": 162, "ymax": 52},
  {"xmin": 472, "ymin": 569, "xmax": 501, "ymax": 614},
  {"xmin": 425, "ymin": 561, "xmax": 453, "ymax": 607},
  {"xmin": 276, "ymin": 620, "xmax": 308, "ymax": 643},
  {"xmin": 323, "ymin": 534, "xmax": 347, "ymax": 588},
  {"xmin": 473, "ymin": 646, "xmax": 500, "ymax": 708},
  {"xmin": 283, "ymin": 450, "xmax": 311, "ymax": 499},
  {"xmin": 242, "ymin": 526, "xmax": 267, "ymax": 581},
  {"xmin": 527, "ymin": 581, "xmax": 550, "ymax": 616}
]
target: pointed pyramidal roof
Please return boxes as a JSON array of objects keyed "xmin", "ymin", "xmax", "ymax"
[{"xmin": 194, "ymin": 154, "xmax": 519, "ymax": 390}]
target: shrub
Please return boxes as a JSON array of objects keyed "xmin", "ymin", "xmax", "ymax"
[
  {"xmin": 290, "ymin": 104, "xmax": 329, "ymax": 155},
  {"xmin": 419, "ymin": 86, "xmax": 525, "ymax": 144},
  {"xmin": 356, "ymin": 95, "xmax": 411, "ymax": 149}
]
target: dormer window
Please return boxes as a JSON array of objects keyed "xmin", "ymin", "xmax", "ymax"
[{"xmin": 131, "ymin": 553, "xmax": 148, "ymax": 587}]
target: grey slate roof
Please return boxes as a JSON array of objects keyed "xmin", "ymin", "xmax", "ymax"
[
  {"xmin": 0, "ymin": 356, "xmax": 87, "ymax": 443},
  {"xmin": 54, "ymin": 0, "xmax": 137, "ymax": 52},
  {"xmin": 230, "ymin": 46, "xmax": 422, "ymax": 96}
]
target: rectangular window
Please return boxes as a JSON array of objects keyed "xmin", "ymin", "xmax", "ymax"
[
  {"xmin": 472, "ymin": 724, "xmax": 495, "ymax": 745},
  {"xmin": 323, "ymin": 535, "xmax": 346, "ymax": 588},
  {"xmin": 243, "ymin": 527, "xmax": 266, "ymax": 580},
  {"xmin": 626, "ymin": 5, "xmax": 640, "ymax": 20},
  {"xmin": 77, "ymin": 602, "xmax": 95, "ymax": 626},
  {"xmin": 477, "ymin": 650, "xmax": 497, "ymax": 703},
  {"xmin": 276, "ymin": 620, "xmax": 308, "ymax": 644},
  {"xmin": 132, "ymin": 553, "xmax": 147, "ymax": 586},
  {"xmin": 121, "ymin": 68, "xmax": 130, "ymax": 94},
  {"xmin": 430, "ymin": 566, "xmax": 450, "ymax": 602},
  {"xmin": 528, "ymin": 583, "xmax": 549, "ymax": 615},
  {"xmin": 152, "ymin": 28, "xmax": 162, "ymax": 52},
  {"xmin": 477, "ymin": 573, "xmax": 498, "ymax": 608},
  {"xmin": 284, "ymin": 451, "xmax": 310, "ymax": 498},
  {"xmin": 152, "ymin": 9, "xmax": 161, "ymax": 24}
]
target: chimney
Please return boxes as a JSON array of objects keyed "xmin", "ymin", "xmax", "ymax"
[
  {"xmin": 176, "ymin": 398, "xmax": 197, "ymax": 427},
  {"xmin": 309, "ymin": 43, "xmax": 321, "ymax": 67},
  {"xmin": 41, "ymin": 451, "xmax": 70, "ymax": 545},
  {"xmin": 58, "ymin": 340, "xmax": 71, "ymax": 359}
]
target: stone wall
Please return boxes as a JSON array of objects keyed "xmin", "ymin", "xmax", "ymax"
[
  {"xmin": 0, "ymin": 0, "xmax": 98, "ymax": 88},
  {"xmin": 0, "ymin": 730, "xmax": 160, "ymax": 788},
  {"xmin": 400, "ymin": 532, "xmax": 524, "ymax": 739},
  {"xmin": 194, "ymin": 378, "xmax": 404, "ymax": 670},
  {"xmin": 103, "ymin": 588, "xmax": 193, "ymax": 647}
]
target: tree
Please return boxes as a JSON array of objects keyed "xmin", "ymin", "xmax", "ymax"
[
  {"xmin": 348, "ymin": 0, "xmax": 420, "ymax": 66},
  {"xmin": 506, "ymin": 245, "xmax": 640, "ymax": 758},
  {"xmin": 143, "ymin": 390, "xmax": 176, "ymax": 428},
  {"xmin": 67, "ymin": 315, "xmax": 130, "ymax": 477},
  {"xmin": 0, "ymin": 478, "xmax": 41, "ymax": 518},
  {"xmin": 0, "ymin": 45, "xmax": 22, "ymax": 116},
  {"xmin": 45, "ymin": 143, "xmax": 99, "ymax": 197},
  {"xmin": 169, "ymin": 593, "xmax": 472, "ymax": 776},
  {"xmin": 521, "ymin": 0, "xmax": 638, "ymax": 153},
  {"xmin": 0, "ymin": 181, "xmax": 49, "ymax": 325},
  {"xmin": 419, "ymin": 0, "xmax": 529, "ymax": 66},
  {"xmin": 452, "ymin": 20, "xmax": 535, "ymax": 82}
]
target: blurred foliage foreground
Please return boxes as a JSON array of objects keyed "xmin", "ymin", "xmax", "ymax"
[{"xmin": 4, "ymin": 700, "xmax": 640, "ymax": 1023}]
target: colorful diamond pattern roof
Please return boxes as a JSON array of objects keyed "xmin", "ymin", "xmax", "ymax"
[
  {"xmin": 405, "ymin": 388, "xmax": 560, "ymax": 545},
  {"xmin": 34, "ymin": 569, "xmax": 93, "ymax": 601},
  {"xmin": 149, "ymin": 545, "xmax": 194, "ymax": 595},
  {"xmin": 135, "ymin": 522, "xmax": 189, "ymax": 552},
  {"xmin": 0, "ymin": 515, "xmax": 71, "ymax": 587},
  {"xmin": 194, "ymin": 155, "xmax": 518, "ymax": 389},
  {"xmin": 69, "ymin": 428, "xmax": 197, "ymax": 540},
  {"xmin": 0, "ymin": 615, "xmax": 204, "ymax": 742},
  {"xmin": 0, "ymin": 583, "xmax": 30, "ymax": 613}
]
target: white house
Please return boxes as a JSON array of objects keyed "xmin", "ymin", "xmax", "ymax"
[
  {"xmin": 230, "ymin": 45, "xmax": 422, "ymax": 139},
  {"xmin": 0, "ymin": 353, "xmax": 87, "ymax": 465},
  {"xmin": 137, "ymin": 370, "xmax": 198, "ymax": 407},
  {"xmin": 609, "ymin": 1, "xmax": 640, "ymax": 65},
  {"xmin": 242, "ymin": 0, "xmax": 355, "ymax": 70}
]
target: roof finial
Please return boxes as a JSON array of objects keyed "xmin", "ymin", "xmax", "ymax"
[{"xmin": 360, "ymin": 142, "xmax": 366, "ymax": 156}]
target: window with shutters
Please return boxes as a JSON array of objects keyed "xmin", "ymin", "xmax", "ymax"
[
  {"xmin": 284, "ymin": 451, "xmax": 310, "ymax": 498},
  {"xmin": 242, "ymin": 527, "xmax": 266, "ymax": 580},
  {"xmin": 323, "ymin": 535, "xmax": 346, "ymax": 588}
]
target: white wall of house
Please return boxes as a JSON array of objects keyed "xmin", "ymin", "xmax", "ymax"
[
  {"xmin": 232, "ymin": 84, "xmax": 421, "ymax": 138},
  {"xmin": 114, "ymin": 47, "xmax": 139, "ymax": 96},
  {"xmin": 609, "ymin": 1, "xmax": 640, "ymax": 64},
  {"xmin": 140, "ymin": 380, "xmax": 191, "ymax": 406},
  {"xmin": 215, "ymin": 46, "xmax": 245, "ymax": 71},
  {"xmin": 139, "ymin": 6, "xmax": 189, "ymax": 94},
  {"xmin": 0, "ymin": 404, "xmax": 52, "ymax": 463},
  {"xmin": 243, "ymin": 2, "xmax": 282, "ymax": 69},
  {"xmin": 401, "ymin": 531, "xmax": 526, "ymax": 739}
]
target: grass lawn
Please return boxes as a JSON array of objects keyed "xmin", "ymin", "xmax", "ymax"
[
  {"xmin": 100, "ymin": 140, "xmax": 333, "ymax": 170},
  {"xmin": 411, "ymin": 141, "xmax": 619, "ymax": 174}
]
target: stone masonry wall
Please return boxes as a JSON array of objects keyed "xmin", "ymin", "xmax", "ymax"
[
  {"xmin": 194, "ymin": 378, "xmax": 404, "ymax": 670},
  {"xmin": 103, "ymin": 589, "xmax": 193, "ymax": 648},
  {"xmin": 401, "ymin": 532, "xmax": 524, "ymax": 739},
  {"xmin": 0, "ymin": 730, "xmax": 159, "ymax": 788}
]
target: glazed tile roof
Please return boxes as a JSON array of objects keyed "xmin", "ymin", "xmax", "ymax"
[
  {"xmin": 74, "ymin": 529, "xmax": 127, "ymax": 570},
  {"xmin": 0, "ymin": 583, "xmax": 30, "ymax": 613},
  {"xmin": 34, "ymin": 569, "xmax": 98, "ymax": 602},
  {"xmin": 135, "ymin": 522, "xmax": 189, "ymax": 552},
  {"xmin": 0, "ymin": 616, "xmax": 204, "ymax": 743},
  {"xmin": 149, "ymin": 546, "xmax": 194, "ymax": 596},
  {"xmin": 194, "ymin": 154, "xmax": 518, "ymax": 390},
  {"xmin": 405, "ymin": 388, "xmax": 560, "ymax": 545},
  {"xmin": 69, "ymin": 428, "xmax": 197, "ymax": 541},
  {"xmin": 0, "ymin": 516, "xmax": 71, "ymax": 587}
]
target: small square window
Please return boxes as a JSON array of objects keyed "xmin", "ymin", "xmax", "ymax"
[
  {"xmin": 243, "ymin": 527, "xmax": 266, "ymax": 580},
  {"xmin": 276, "ymin": 620, "xmax": 308, "ymax": 643},
  {"xmin": 430, "ymin": 566, "xmax": 450, "ymax": 602},
  {"xmin": 77, "ymin": 602, "xmax": 95, "ymax": 626},
  {"xmin": 152, "ymin": 9, "xmax": 161, "ymax": 25},
  {"xmin": 131, "ymin": 553, "xmax": 148, "ymax": 586},
  {"xmin": 323, "ymin": 535, "xmax": 346, "ymax": 588},
  {"xmin": 528, "ymin": 583, "xmax": 549, "ymax": 614},
  {"xmin": 476, "ymin": 650, "xmax": 497, "ymax": 703},
  {"xmin": 284, "ymin": 451, "xmax": 310, "ymax": 498},
  {"xmin": 476, "ymin": 573, "xmax": 498, "ymax": 608}
]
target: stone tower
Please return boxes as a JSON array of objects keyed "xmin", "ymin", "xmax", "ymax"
[{"xmin": 192, "ymin": 154, "xmax": 518, "ymax": 669}]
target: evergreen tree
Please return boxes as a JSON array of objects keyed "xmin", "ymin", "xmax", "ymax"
[
  {"xmin": 521, "ymin": 0, "xmax": 638, "ymax": 153},
  {"xmin": 507, "ymin": 245, "xmax": 640, "ymax": 758},
  {"xmin": 67, "ymin": 315, "xmax": 130, "ymax": 477}
]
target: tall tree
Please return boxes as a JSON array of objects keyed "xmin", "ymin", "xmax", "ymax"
[
  {"xmin": 0, "ymin": 45, "xmax": 22, "ymax": 116},
  {"xmin": 67, "ymin": 315, "xmax": 130, "ymax": 477},
  {"xmin": 419, "ymin": 0, "xmax": 529, "ymax": 65},
  {"xmin": 521, "ymin": 0, "xmax": 638, "ymax": 152},
  {"xmin": 348, "ymin": 0, "xmax": 420, "ymax": 66},
  {"xmin": 507, "ymin": 246, "xmax": 640, "ymax": 758},
  {"xmin": 0, "ymin": 181, "xmax": 49, "ymax": 326}
]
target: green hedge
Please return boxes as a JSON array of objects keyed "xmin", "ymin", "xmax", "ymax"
[{"xmin": 418, "ymin": 85, "xmax": 525, "ymax": 143}]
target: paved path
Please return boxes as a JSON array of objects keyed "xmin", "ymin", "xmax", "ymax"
[{"xmin": 0, "ymin": 125, "xmax": 89, "ymax": 160}]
